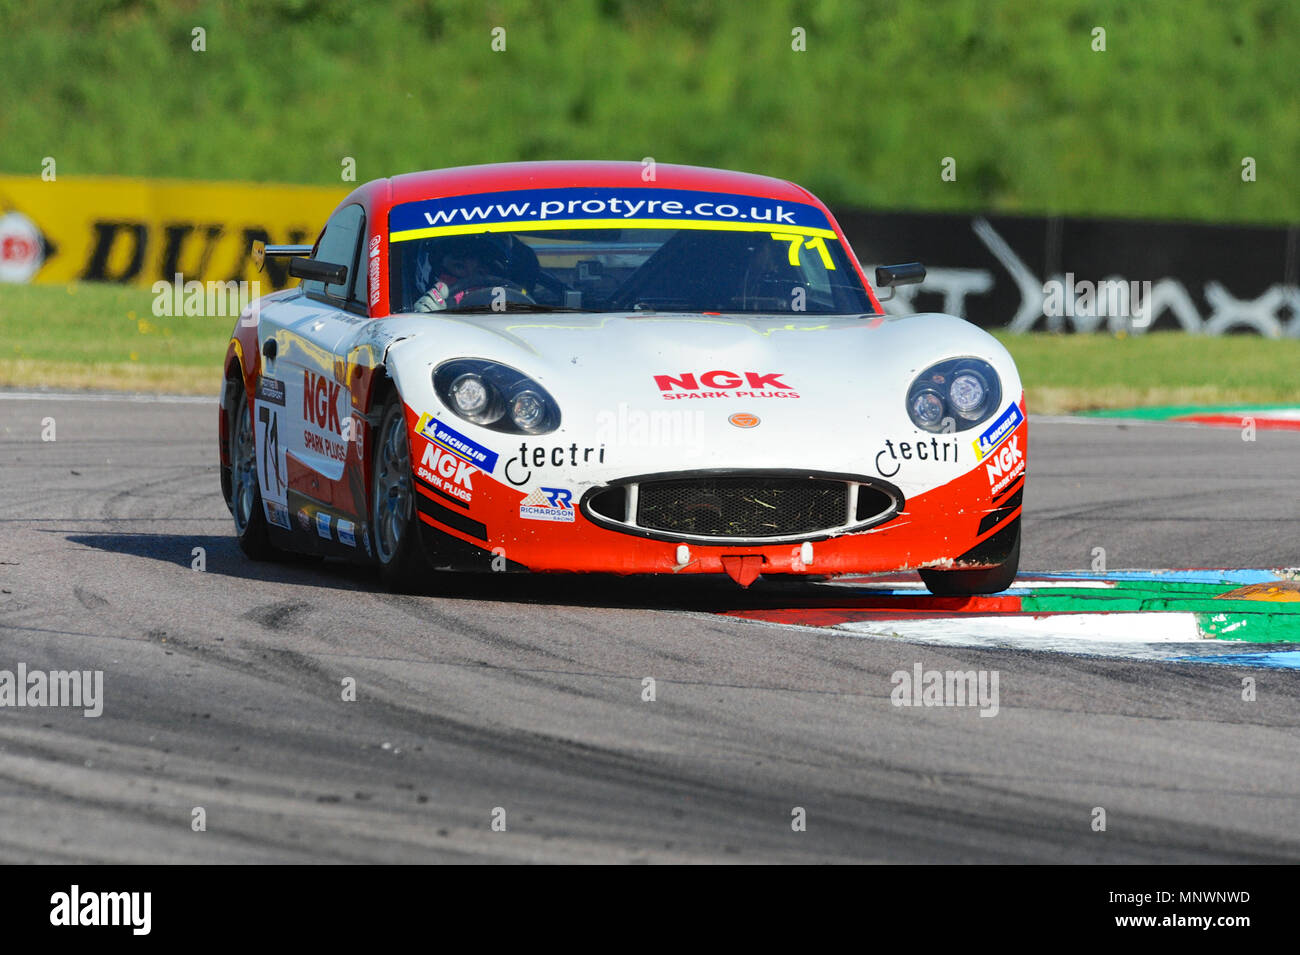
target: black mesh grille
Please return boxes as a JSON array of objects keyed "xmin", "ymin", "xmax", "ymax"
[{"xmin": 635, "ymin": 477, "xmax": 849, "ymax": 538}]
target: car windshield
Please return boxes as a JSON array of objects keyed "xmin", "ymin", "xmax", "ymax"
[{"xmin": 387, "ymin": 186, "xmax": 876, "ymax": 315}]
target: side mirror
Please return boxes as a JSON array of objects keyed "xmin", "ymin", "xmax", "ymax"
[
  {"xmin": 289, "ymin": 257, "xmax": 348, "ymax": 286},
  {"xmin": 875, "ymin": 262, "xmax": 926, "ymax": 288},
  {"xmin": 252, "ymin": 240, "xmax": 314, "ymax": 273}
]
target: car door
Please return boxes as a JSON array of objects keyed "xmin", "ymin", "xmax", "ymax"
[{"xmin": 254, "ymin": 204, "xmax": 369, "ymax": 529}]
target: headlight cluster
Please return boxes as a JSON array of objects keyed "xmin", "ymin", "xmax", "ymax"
[
  {"xmin": 433, "ymin": 359, "xmax": 561, "ymax": 435},
  {"xmin": 906, "ymin": 358, "xmax": 1002, "ymax": 433}
]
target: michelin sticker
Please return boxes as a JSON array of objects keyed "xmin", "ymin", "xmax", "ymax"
[
  {"xmin": 972, "ymin": 404, "xmax": 1024, "ymax": 461},
  {"xmin": 415, "ymin": 414, "xmax": 499, "ymax": 473}
]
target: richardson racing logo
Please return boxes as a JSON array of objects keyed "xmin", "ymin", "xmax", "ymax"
[
  {"xmin": 654, "ymin": 370, "xmax": 799, "ymax": 400},
  {"xmin": 415, "ymin": 413, "xmax": 499, "ymax": 504},
  {"xmin": 519, "ymin": 487, "xmax": 575, "ymax": 522}
]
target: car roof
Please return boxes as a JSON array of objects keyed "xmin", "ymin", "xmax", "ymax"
[{"xmin": 383, "ymin": 161, "xmax": 820, "ymax": 206}]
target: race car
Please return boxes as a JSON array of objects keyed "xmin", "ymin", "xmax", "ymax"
[{"xmin": 219, "ymin": 161, "xmax": 1026, "ymax": 594}]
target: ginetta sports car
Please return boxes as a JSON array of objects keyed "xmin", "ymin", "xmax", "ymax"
[{"xmin": 219, "ymin": 162, "xmax": 1027, "ymax": 594}]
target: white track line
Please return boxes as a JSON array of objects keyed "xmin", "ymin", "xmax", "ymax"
[
  {"xmin": 0, "ymin": 391, "xmax": 215, "ymax": 404},
  {"xmin": 832, "ymin": 612, "xmax": 1252, "ymax": 660}
]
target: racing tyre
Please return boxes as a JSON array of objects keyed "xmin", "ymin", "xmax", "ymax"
[
  {"xmin": 919, "ymin": 520, "xmax": 1020, "ymax": 596},
  {"xmin": 227, "ymin": 375, "xmax": 278, "ymax": 560},
  {"xmin": 371, "ymin": 392, "xmax": 425, "ymax": 590}
]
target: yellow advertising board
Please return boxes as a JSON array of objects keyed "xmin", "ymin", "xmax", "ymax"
[{"xmin": 0, "ymin": 175, "xmax": 348, "ymax": 290}]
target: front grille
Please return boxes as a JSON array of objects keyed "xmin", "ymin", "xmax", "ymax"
[{"xmin": 636, "ymin": 477, "xmax": 848, "ymax": 538}]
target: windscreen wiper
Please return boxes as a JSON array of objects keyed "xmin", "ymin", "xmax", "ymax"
[{"xmin": 449, "ymin": 303, "xmax": 596, "ymax": 313}]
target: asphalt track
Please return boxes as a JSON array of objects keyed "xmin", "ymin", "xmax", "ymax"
[{"xmin": 1, "ymin": 393, "xmax": 1298, "ymax": 863}]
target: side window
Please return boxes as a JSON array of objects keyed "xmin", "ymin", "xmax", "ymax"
[
  {"xmin": 303, "ymin": 204, "xmax": 364, "ymax": 303},
  {"xmin": 349, "ymin": 234, "xmax": 370, "ymax": 307}
]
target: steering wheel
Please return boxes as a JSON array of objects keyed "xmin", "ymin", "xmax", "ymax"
[{"xmin": 446, "ymin": 275, "xmax": 536, "ymax": 309}]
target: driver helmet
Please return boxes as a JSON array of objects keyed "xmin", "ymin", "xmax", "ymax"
[{"xmin": 416, "ymin": 235, "xmax": 510, "ymax": 290}]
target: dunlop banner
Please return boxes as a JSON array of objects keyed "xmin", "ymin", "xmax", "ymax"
[{"xmin": 0, "ymin": 175, "xmax": 347, "ymax": 291}]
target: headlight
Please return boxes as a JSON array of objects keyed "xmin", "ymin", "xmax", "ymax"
[
  {"xmin": 449, "ymin": 373, "xmax": 495, "ymax": 422},
  {"xmin": 906, "ymin": 358, "xmax": 1001, "ymax": 433},
  {"xmin": 433, "ymin": 359, "xmax": 561, "ymax": 434},
  {"xmin": 948, "ymin": 371, "xmax": 989, "ymax": 419},
  {"xmin": 509, "ymin": 390, "xmax": 548, "ymax": 433},
  {"xmin": 910, "ymin": 389, "xmax": 946, "ymax": 428}
]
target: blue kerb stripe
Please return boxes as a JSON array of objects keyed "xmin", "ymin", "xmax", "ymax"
[{"xmin": 1176, "ymin": 651, "xmax": 1300, "ymax": 669}]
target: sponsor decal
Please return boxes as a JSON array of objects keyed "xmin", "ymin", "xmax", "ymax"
[
  {"xmin": 315, "ymin": 511, "xmax": 331, "ymax": 540},
  {"xmin": 301, "ymin": 370, "xmax": 348, "ymax": 462},
  {"xmin": 972, "ymin": 404, "xmax": 1024, "ymax": 461},
  {"xmin": 874, "ymin": 437, "xmax": 960, "ymax": 478},
  {"xmin": 351, "ymin": 414, "xmax": 364, "ymax": 460},
  {"xmin": 367, "ymin": 234, "xmax": 381, "ymax": 307},
  {"xmin": 296, "ymin": 508, "xmax": 312, "ymax": 532},
  {"xmin": 303, "ymin": 370, "xmax": 342, "ymax": 433},
  {"xmin": 337, "ymin": 519, "xmax": 356, "ymax": 548},
  {"xmin": 360, "ymin": 524, "xmax": 372, "ymax": 557},
  {"xmin": 985, "ymin": 434, "xmax": 1025, "ymax": 497},
  {"xmin": 417, "ymin": 441, "xmax": 477, "ymax": 503},
  {"xmin": 729, "ymin": 412, "xmax": 760, "ymax": 428},
  {"xmin": 255, "ymin": 375, "xmax": 286, "ymax": 406},
  {"xmin": 388, "ymin": 187, "xmax": 835, "ymax": 244},
  {"xmin": 0, "ymin": 211, "xmax": 46, "ymax": 283},
  {"xmin": 655, "ymin": 370, "xmax": 799, "ymax": 400},
  {"xmin": 415, "ymin": 413, "xmax": 499, "ymax": 473},
  {"xmin": 519, "ymin": 486, "xmax": 576, "ymax": 523},
  {"xmin": 264, "ymin": 500, "xmax": 291, "ymax": 530},
  {"xmin": 504, "ymin": 441, "xmax": 607, "ymax": 486}
]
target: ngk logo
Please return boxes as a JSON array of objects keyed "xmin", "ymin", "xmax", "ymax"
[
  {"xmin": 654, "ymin": 371, "xmax": 792, "ymax": 391},
  {"xmin": 985, "ymin": 435, "xmax": 1025, "ymax": 494},
  {"xmin": 303, "ymin": 371, "xmax": 342, "ymax": 433},
  {"xmin": 419, "ymin": 443, "xmax": 476, "ymax": 500}
]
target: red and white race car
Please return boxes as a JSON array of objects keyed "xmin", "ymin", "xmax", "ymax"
[{"xmin": 219, "ymin": 161, "xmax": 1026, "ymax": 593}]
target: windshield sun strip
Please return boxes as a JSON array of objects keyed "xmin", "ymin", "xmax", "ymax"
[{"xmin": 389, "ymin": 218, "xmax": 838, "ymax": 244}]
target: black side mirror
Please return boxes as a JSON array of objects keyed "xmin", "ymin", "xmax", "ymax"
[
  {"xmin": 875, "ymin": 262, "xmax": 926, "ymax": 288},
  {"xmin": 289, "ymin": 257, "xmax": 348, "ymax": 286}
]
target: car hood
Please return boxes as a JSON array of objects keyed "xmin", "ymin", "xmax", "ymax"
[{"xmin": 375, "ymin": 310, "xmax": 1022, "ymax": 492}]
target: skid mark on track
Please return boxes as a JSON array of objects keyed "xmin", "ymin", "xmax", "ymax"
[
  {"xmin": 72, "ymin": 586, "xmax": 108, "ymax": 610},
  {"xmin": 243, "ymin": 600, "xmax": 312, "ymax": 631}
]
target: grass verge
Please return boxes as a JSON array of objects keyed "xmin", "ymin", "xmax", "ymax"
[{"xmin": 2, "ymin": 283, "xmax": 1297, "ymax": 410}]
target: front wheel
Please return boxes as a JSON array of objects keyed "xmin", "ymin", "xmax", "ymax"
[
  {"xmin": 371, "ymin": 393, "xmax": 425, "ymax": 590},
  {"xmin": 919, "ymin": 522, "xmax": 1020, "ymax": 596}
]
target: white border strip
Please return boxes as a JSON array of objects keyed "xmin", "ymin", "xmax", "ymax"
[{"xmin": 0, "ymin": 391, "xmax": 215, "ymax": 404}]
